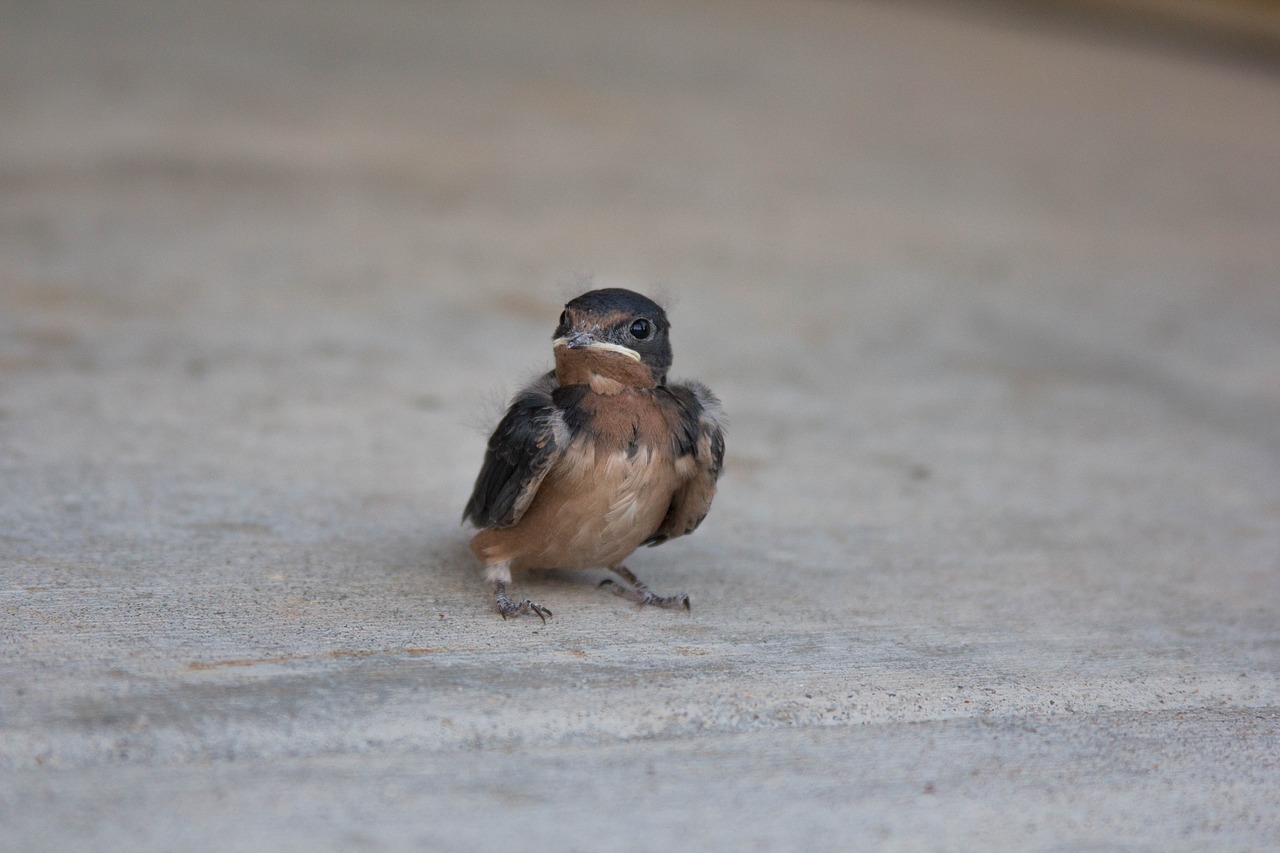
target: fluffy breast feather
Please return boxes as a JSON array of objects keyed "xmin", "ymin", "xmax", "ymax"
[{"xmin": 471, "ymin": 436, "xmax": 680, "ymax": 571}]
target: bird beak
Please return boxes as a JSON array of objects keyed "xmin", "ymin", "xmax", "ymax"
[{"xmin": 553, "ymin": 331, "xmax": 642, "ymax": 362}]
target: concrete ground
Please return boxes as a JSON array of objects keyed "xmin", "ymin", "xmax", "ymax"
[{"xmin": 3, "ymin": 0, "xmax": 1279, "ymax": 849}]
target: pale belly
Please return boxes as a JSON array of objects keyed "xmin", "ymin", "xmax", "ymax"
[{"xmin": 471, "ymin": 440, "xmax": 680, "ymax": 571}]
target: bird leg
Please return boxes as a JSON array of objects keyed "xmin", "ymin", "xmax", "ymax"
[
  {"xmin": 600, "ymin": 564, "xmax": 691, "ymax": 610},
  {"xmin": 494, "ymin": 581, "xmax": 551, "ymax": 623}
]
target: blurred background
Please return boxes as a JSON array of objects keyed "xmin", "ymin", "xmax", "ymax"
[{"xmin": 4, "ymin": 0, "xmax": 1277, "ymax": 491}]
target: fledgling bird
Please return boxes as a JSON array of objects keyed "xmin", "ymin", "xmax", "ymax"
[{"xmin": 463, "ymin": 288, "xmax": 725, "ymax": 621}]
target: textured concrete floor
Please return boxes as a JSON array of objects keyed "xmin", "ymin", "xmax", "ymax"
[{"xmin": 3, "ymin": 0, "xmax": 1279, "ymax": 849}]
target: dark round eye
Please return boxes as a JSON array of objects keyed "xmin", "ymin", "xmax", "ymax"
[
  {"xmin": 630, "ymin": 318, "xmax": 651, "ymax": 340},
  {"xmin": 558, "ymin": 310, "xmax": 569, "ymax": 328}
]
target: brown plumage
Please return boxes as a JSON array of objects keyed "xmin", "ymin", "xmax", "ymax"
[{"xmin": 463, "ymin": 288, "xmax": 725, "ymax": 621}]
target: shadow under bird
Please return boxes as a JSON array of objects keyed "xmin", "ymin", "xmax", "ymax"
[{"xmin": 463, "ymin": 288, "xmax": 726, "ymax": 621}]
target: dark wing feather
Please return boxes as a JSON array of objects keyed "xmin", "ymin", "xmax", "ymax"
[
  {"xmin": 463, "ymin": 372, "xmax": 566, "ymax": 529},
  {"xmin": 646, "ymin": 381, "xmax": 726, "ymax": 546}
]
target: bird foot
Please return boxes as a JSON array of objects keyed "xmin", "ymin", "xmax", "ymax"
[
  {"xmin": 599, "ymin": 577, "xmax": 691, "ymax": 611},
  {"xmin": 494, "ymin": 582, "xmax": 551, "ymax": 623}
]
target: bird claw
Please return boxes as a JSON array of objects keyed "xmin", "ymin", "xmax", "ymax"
[
  {"xmin": 599, "ymin": 578, "xmax": 691, "ymax": 611},
  {"xmin": 495, "ymin": 584, "xmax": 551, "ymax": 623},
  {"xmin": 500, "ymin": 598, "xmax": 551, "ymax": 623}
]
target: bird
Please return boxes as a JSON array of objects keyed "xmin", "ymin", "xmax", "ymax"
[{"xmin": 462, "ymin": 288, "xmax": 726, "ymax": 621}]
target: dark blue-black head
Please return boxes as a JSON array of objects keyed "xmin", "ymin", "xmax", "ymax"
[{"xmin": 553, "ymin": 288, "xmax": 673, "ymax": 384}]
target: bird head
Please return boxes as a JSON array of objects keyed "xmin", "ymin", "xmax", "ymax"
[{"xmin": 552, "ymin": 288, "xmax": 673, "ymax": 387}]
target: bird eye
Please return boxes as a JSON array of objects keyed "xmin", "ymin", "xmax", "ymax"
[
  {"xmin": 630, "ymin": 318, "xmax": 651, "ymax": 339},
  {"xmin": 558, "ymin": 311, "xmax": 569, "ymax": 328}
]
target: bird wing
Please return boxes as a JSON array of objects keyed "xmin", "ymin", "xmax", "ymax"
[
  {"xmin": 463, "ymin": 372, "xmax": 568, "ymax": 529},
  {"xmin": 646, "ymin": 381, "xmax": 726, "ymax": 546}
]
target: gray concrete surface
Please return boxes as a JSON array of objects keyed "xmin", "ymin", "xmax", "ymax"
[{"xmin": 3, "ymin": 0, "xmax": 1279, "ymax": 849}]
